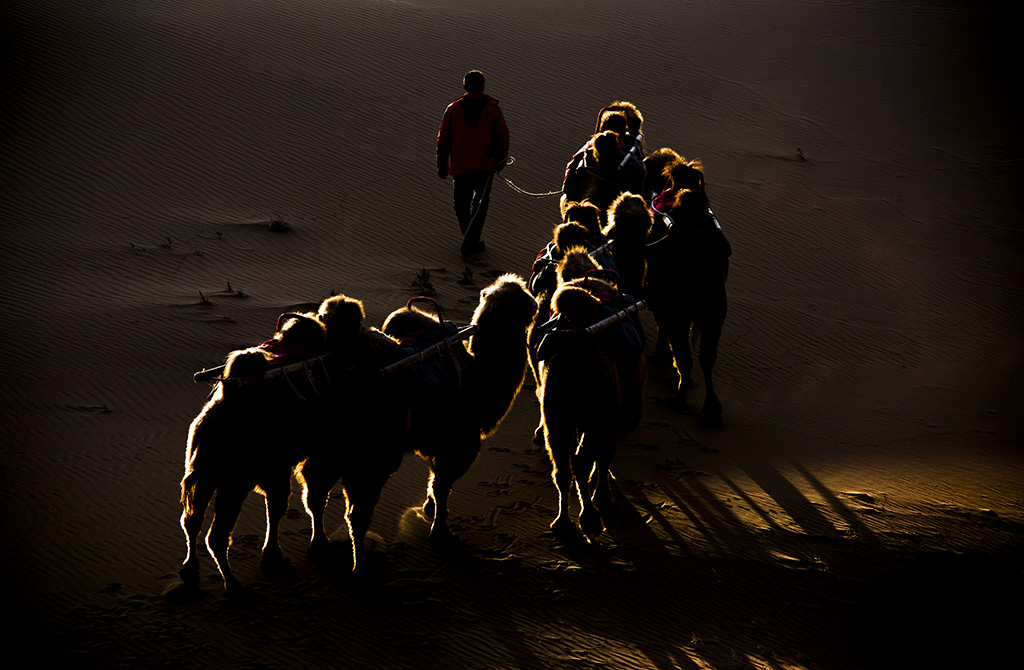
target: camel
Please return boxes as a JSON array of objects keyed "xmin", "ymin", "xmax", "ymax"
[
  {"xmin": 644, "ymin": 155, "xmax": 730, "ymax": 425},
  {"xmin": 642, "ymin": 147, "xmax": 683, "ymax": 202},
  {"xmin": 179, "ymin": 314, "xmax": 326, "ymax": 595},
  {"xmin": 293, "ymin": 295, "xmax": 411, "ymax": 575},
  {"xmin": 561, "ymin": 129, "xmax": 644, "ymax": 226},
  {"xmin": 382, "ymin": 274, "xmax": 538, "ymax": 539},
  {"xmin": 536, "ymin": 267, "xmax": 646, "ymax": 539},
  {"xmin": 595, "ymin": 100, "xmax": 644, "ymax": 139},
  {"xmin": 179, "ymin": 298, "xmax": 409, "ymax": 595},
  {"xmin": 601, "ymin": 192, "xmax": 654, "ymax": 298}
]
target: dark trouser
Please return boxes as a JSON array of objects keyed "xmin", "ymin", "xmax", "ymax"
[{"xmin": 452, "ymin": 170, "xmax": 494, "ymax": 249}]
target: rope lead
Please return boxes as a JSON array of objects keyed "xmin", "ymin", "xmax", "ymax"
[{"xmin": 498, "ymin": 157, "xmax": 563, "ymax": 198}]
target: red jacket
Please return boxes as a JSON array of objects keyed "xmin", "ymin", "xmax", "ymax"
[{"xmin": 436, "ymin": 93, "xmax": 510, "ymax": 175}]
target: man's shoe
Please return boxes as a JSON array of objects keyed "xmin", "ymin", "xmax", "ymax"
[{"xmin": 461, "ymin": 241, "xmax": 485, "ymax": 257}]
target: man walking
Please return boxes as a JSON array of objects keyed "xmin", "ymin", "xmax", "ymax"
[{"xmin": 436, "ymin": 70, "xmax": 510, "ymax": 258}]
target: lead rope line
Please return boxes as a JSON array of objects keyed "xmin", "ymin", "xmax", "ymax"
[{"xmin": 497, "ymin": 157, "xmax": 563, "ymax": 198}]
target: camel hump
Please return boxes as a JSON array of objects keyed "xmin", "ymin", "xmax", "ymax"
[
  {"xmin": 475, "ymin": 274, "xmax": 537, "ymax": 329},
  {"xmin": 549, "ymin": 279, "xmax": 646, "ymax": 357},
  {"xmin": 597, "ymin": 101, "xmax": 643, "ymax": 137},
  {"xmin": 665, "ymin": 156, "xmax": 705, "ymax": 191},
  {"xmin": 382, "ymin": 307, "xmax": 472, "ymax": 390},
  {"xmin": 591, "ymin": 130, "xmax": 622, "ymax": 168},
  {"xmin": 642, "ymin": 147, "xmax": 683, "ymax": 199},
  {"xmin": 556, "ymin": 246, "xmax": 600, "ymax": 285},
  {"xmin": 553, "ymin": 222, "xmax": 591, "ymax": 256},
  {"xmin": 262, "ymin": 312, "xmax": 326, "ymax": 362},
  {"xmin": 551, "ymin": 283, "xmax": 606, "ymax": 324},
  {"xmin": 318, "ymin": 294, "xmax": 366, "ymax": 346},
  {"xmin": 562, "ymin": 200, "xmax": 602, "ymax": 236},
  {"xmin": 278, "ymin": 312, "xmax": 325, "ymax": 342},
  {"xmin": 223, "ymin": 347, "xmax": 273, "ymax": 380},
  {"xmin": 606, "ymin": 192, "xmax": 653, "ymax": 238},
  {"xmin": 381, "ymin": 306, "xmax": 439, "ymax": 345}
]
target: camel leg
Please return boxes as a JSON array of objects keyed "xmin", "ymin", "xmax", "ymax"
[
  {"xmin": 424, "ymin": 438, "xmax": 479, "ymax": 539},
  {"xmin": 341, "ymin": 470, "xmax": 390, "ymax": 577},
  {"xmin": 544, "ymin": 421, "xmax": 579, "ymax": 539},
  {"xmin": 574, "ymin": 432, "xmax": 611, "ymax": 538},
  {"xmin": 652, "ymin": 327, "xmax": 673, "ymax": 365},
  {"xmin": 205, "ymin": 487, "xmax": 249, "ymax": 596},
  {"xmin": 591, "ymin": 439, "xmax": 617, "ymax": 515},
  {"xmin": 259, "ymin": 474, "xmax": 292, "ymax": 576},
  {"xmin": 180, "ymin": 479, "xmax": 214, "ymax": 587},
  {"xmin": 297, "ymin": 459, "xmax": 338, "ymax": 562},
  {"xmin": 529, "ymin": 348, "xmax": 546, "ymax": 448},
  {"xmin": 697, "ymin": 320, "xmax": 724, "ymax": 427},
  {"xmin": 668, "ymin": 322, "xmax": 696, "ymax": 401}
]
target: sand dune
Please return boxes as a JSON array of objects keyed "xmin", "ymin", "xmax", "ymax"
[{"xmin": 2, "ymin": 1, "xmax": 1021, "ymax": 668}]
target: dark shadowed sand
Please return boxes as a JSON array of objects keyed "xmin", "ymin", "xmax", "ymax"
[{"xmin": 2, "ymin": 1, "xmax": 1021, "ymax": 668}]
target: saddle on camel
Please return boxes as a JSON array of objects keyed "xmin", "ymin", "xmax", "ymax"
[{"xmin": 561, "ymin": 102, "xmax": 646, "ymax": 223}]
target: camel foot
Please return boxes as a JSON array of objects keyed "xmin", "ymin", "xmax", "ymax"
[
  {"xmin": 164, "ymin": 578, "xmax": 203, "ymax": 602},
  {"xmin": 701, "ymin": 397, "xmax": 724, "ymax": 427},
  {"xmin": 550, "ymin": 516, "xmax": 581, "ymax": 543},
  {"xmin": 223, "ymin": 579, "xmax": 252, "ymax": 601},
  {"xmin": 179, "ymin": 562, "xmax": 200, "ymax": 587},
  {"xmin": 699, "ymin": 413, "xmax": 724, "ymax": 428},
  {"xmin": 594, "ymin": 490, "xmax": 617, "ymax": 516},
  {"xmin": 427, "ymin": 524, "xmax": 454, "ymax": 547},
  {"xmin": 578, "ymin": 509, "xmax": 605, "ymax": 540},
  {"xmin": 663, "ymin": 393, "xmax": 691, "ymax": 413}
]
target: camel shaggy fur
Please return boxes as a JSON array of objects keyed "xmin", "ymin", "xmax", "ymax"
[
  {"xmin": 602, "ymin": 192, "xmax": 654, "ymax": 298},
  {"xmin": 561, "ymin": 130, "xmax": 643, "ymax": 226},
  {"xmin": 644, "ymin": 168, "xmax": 730, "ymax": 425},
  {"xmin": 537, "ymin": 273, "xmax": 646, "ymax": 539},
  {"xmin": 382, "ymin": 274, "xmax": 537, "ymax": 539},
  {"xmin": 179, "ymin": 298, "xmax": 409, "ymax": 595},
  {"xmin": 595, "ymin": 100, "xmax": 644, "ymax": 139}
]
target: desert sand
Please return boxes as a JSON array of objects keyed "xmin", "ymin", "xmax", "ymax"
[{"xmin": 2, "ymin": 1, "xmax": 1021, "ymax": 668}]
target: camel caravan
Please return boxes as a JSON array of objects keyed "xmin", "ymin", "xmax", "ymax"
[{"xmin": 178, "ymin": 100, "xmax": 730, "ymax": 595}]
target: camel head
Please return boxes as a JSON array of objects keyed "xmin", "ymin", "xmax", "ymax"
[
  {"xmin": 317, "ymin": 294, "xmax": 367, "ymax": 349},
  {"xmin": 472, "ymin": 274, "xmax": 538, "ymax": 337},
  {"xmin": 556, "ymin": 246, "xmax": 600, "ymax": 285}
]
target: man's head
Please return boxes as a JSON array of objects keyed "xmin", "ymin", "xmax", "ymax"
[{"xmin": 463, "ymin": 70, "xmax": 486, "ymax": 94}]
